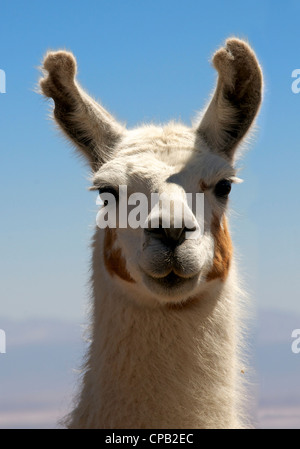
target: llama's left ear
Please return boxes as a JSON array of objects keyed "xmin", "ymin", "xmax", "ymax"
[
  {"xmin": 197, "ymin": 38, "xmax": 263, "ymax": 160},
  {"xmin": 40, "ymin": 51, "xmax": 125, "ymax": 171}
]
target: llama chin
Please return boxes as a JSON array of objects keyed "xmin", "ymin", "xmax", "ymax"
[{"xmin": 40, "ymin": 37, "xmax": 263, "ymax": 429}]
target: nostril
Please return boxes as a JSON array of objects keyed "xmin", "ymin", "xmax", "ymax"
[
  {"xmin": 184, "ymin": 225, "xmax": 197, "ymax": 233},
  {"xmin": 168, "ymin": 225, "xmax": 197, "ymax": 244},
  {"xmin": 145, "ymin": 223, "xmax": 193, "ymax": 246}
]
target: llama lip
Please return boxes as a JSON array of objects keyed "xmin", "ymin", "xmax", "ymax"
[
  {"xmin": 141, "ymin": 268, "xmax": 199, "ymax": 292},
  {"xmin": 155, "ymin": 271, "xmax": 194, "ymax": 286}
]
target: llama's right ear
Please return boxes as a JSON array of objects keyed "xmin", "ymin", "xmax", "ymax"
[
  {"xmin": 197, "ymin": 38, "xmax": 263, "ymax": 160},
  {"xmin": 39, "ymin": 51, "xmax": 124, "ymax": 171}
]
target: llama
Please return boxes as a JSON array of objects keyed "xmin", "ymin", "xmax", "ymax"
[{"xmin": 40, "ymin": 38, "xmax": 263, "ymax": 429}]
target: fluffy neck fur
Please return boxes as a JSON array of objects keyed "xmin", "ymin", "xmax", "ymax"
[{"xmin": 66, "ymin": 228, "xmax": 246, "ymax": 429}]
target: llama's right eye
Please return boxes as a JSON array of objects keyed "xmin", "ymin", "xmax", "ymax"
[{"xmin": 214, "ymin": 179, "xmax": 232, "ymax": 199}]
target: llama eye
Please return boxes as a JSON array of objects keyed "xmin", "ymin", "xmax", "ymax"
[
  {"xmin": 98, "ymin": 187, "xmax": 118, "ymax": 206},
  {"xmin": 214, "ymin": 179, "xmax": 232, "ymax": 198}
]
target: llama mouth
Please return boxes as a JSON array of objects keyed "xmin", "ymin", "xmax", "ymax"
[
  {"xmin": 154, "ymin": 271, "xmax": 193, "ymax": 286},
  {"xmin": 141, "ymin": 268, "xmax": 199, "ymax": 294}
]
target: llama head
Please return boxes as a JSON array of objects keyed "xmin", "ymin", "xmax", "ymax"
[{"xmin": 40, "ymin": 38, "xmax": 262, "ymax": 306}]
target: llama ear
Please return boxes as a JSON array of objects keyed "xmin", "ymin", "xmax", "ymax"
[
  {"xmin": 197, "ymin": 38, "xmax": 263, "ymax": 160},
  {"xmin": 39, "ymin": 51, "xmax": 125, "ymax": 171}
]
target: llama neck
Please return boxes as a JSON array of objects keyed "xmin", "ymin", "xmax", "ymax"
[{"xmin": 69, "ymin": 260, "xmax": 245, "ymax": 429}]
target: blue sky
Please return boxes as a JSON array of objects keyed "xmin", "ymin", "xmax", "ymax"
[{"xmin": 1, "ymin": 0, "xmax": 300, "ymax": 320}]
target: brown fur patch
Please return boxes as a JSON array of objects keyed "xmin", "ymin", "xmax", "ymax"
[
  {"xmin": 206, "ymin": 214, "xmax": 232, "ymax": 282},
  {"xmin": 104, "ymin": 228, "xmax": 135, "ymax": 283}
]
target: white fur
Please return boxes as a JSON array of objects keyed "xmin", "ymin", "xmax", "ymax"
[{"xmin": 39, "ymin": 38, "xmax": 263, "ymax": 429}]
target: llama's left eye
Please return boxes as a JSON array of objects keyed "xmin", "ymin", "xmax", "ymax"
[
  {"xmin": 214, "ymin": 179, "xmax": 232, "ymax": 198},
  {"xmin": 98, "ymin": 187, "xmax": 118, "ymax": 206}
]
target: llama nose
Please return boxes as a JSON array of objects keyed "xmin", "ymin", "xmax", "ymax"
[{"xmin": 145, "ymin": 222, "xmax": 196, "ymax": 247}]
